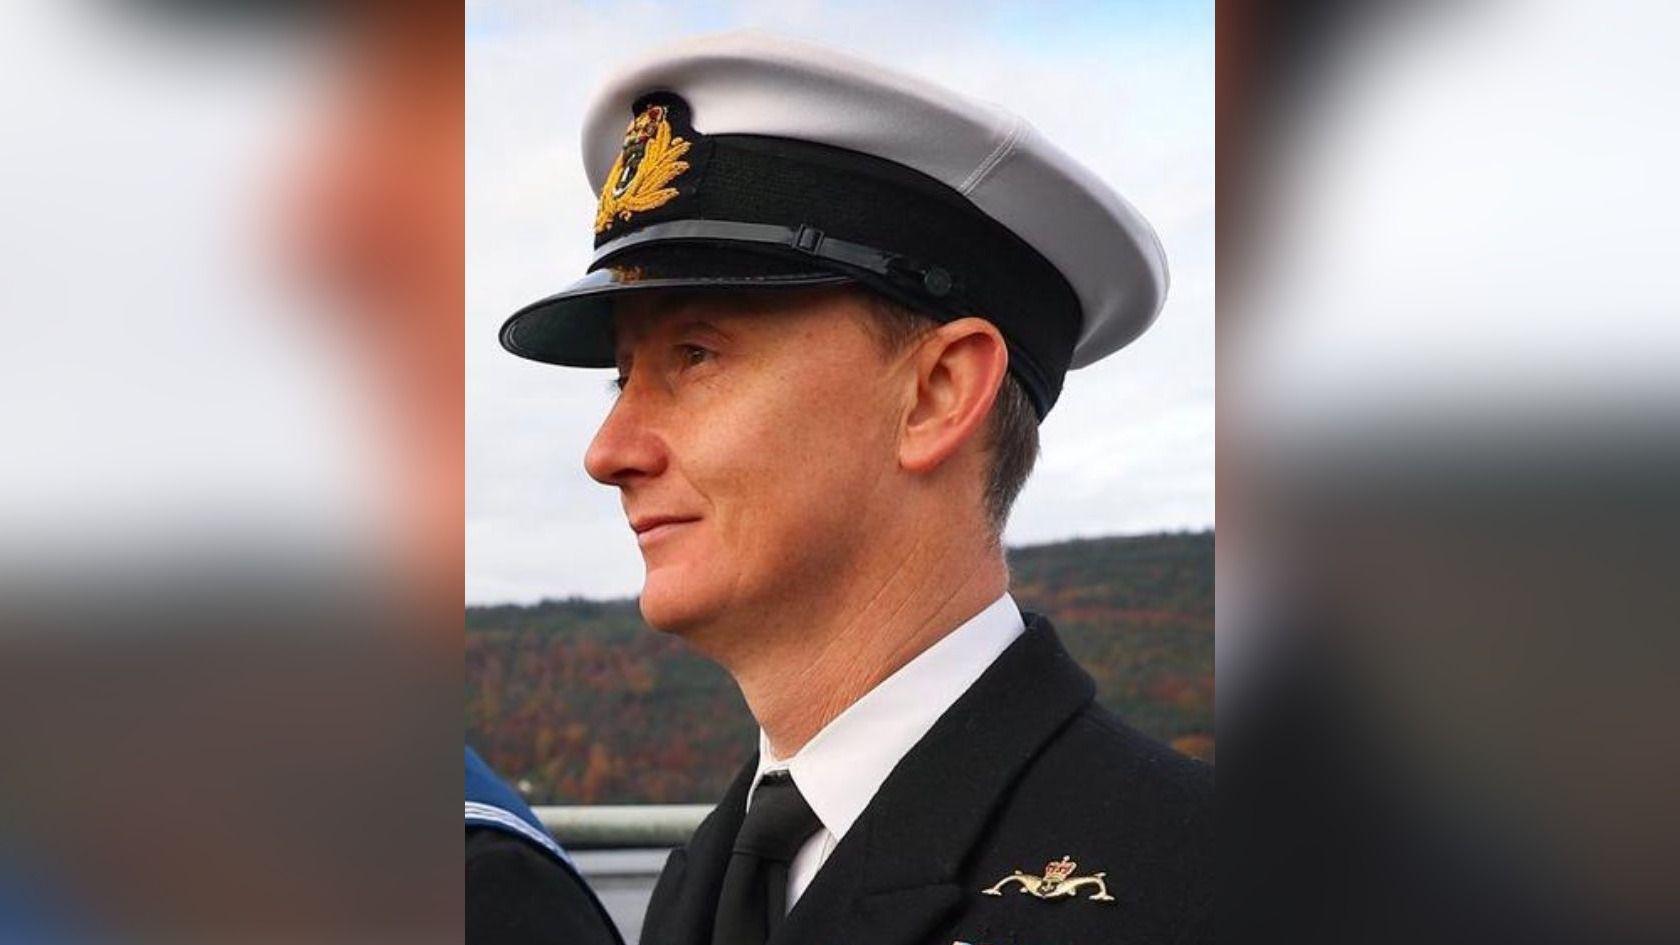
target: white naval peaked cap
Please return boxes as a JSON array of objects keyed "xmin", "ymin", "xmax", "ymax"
[{"xmin": 578, "ymin": 30, "xmax": 1169, "ymax": 371}]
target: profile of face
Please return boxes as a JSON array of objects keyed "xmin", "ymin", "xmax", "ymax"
[{"xmin": 584, "ymin": 288, "xmax": 908, "ymax": 642}]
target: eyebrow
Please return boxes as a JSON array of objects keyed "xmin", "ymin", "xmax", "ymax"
[
  {"xmin": 675, "ymin": 317, "xmax": 730, "ymax": 340},
  {"xmin": 614, "ymin": 314, "xmax": 731, "ymax": 358}
]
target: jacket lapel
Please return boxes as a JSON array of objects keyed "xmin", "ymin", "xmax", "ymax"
[
  {"xmin": 639, "ymin": 755, "xmax": 758, "ymax": 945},
  {"xmin": 771, "ymin": 615, "xmax": 1096, "ymax": 945}
]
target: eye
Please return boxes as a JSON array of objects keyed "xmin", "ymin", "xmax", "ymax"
[
  {"xmin": 677, "ymin": 343, "xmax": 715, "ymax": 368},
  {"xmin": 608, "ymin": 375, "xmax": 629, "ymax": 395}
]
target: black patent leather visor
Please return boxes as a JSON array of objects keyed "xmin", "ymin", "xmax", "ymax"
[{"xmin": 499, "ymin": 243, "xmax": 854, "ymax": 368}]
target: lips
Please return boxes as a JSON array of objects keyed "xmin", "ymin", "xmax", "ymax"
[{"xmin": 630, "ymin": 514, "xmax": 700, "ymax": 538}]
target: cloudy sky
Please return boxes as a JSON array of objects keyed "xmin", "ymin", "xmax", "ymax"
[{"xmin": 466, "ymin": 0, "xmax": 1214, "ymax": 603}]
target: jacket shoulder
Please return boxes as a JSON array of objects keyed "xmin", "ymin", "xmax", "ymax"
[
  {"xmin": 1053, "ymin": 702, "xmax": 1214, "ymax": 815},
  {"xmin": 1026, "ymin": 702, "xmax": 1214, "ymax": 864}
]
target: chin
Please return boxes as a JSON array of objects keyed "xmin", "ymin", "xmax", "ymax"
[{"xmin": 636, "ymin": 568, "xmax": 720, "ymax": 636}]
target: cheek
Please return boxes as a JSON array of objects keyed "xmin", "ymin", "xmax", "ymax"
[{"xmin": 709, "ymin": 364, "xmax": 889, "ymax": 541}]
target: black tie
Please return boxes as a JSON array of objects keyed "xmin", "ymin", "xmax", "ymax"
[{"xmin": 712, "ymin": 771, "xmax": 822, "ymax": 945}]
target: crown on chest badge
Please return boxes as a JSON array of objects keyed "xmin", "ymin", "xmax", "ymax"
[{"xmin": 982, "ymin": 854, "xmax": 1116, "ymax": 903}]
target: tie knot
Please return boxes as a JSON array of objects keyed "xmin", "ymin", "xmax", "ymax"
[{"xmin": 736, "ymin": 772, "xmax": 822, "ymax": 862}]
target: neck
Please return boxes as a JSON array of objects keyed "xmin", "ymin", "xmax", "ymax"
[{"xmin": 725, "ymin": 528, "xmax": 1008, "ymax": 760}]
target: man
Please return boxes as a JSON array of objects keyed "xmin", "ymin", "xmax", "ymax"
[
  {"xmin": 465, "ymin": 747, "xmax": 623, "ymax": 945},
  {"xmin": 501, "ymin": 31, "xmax": 1212, "ymax": 945}
]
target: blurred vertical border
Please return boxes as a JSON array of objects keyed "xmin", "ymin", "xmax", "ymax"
[
  {"xmin": 0, "ymin": 1, "xmax": 462, "ymax": 941},
  {"xmin": 1222, "ymin": 1, "xmax": 1680, "ymax": 942}
]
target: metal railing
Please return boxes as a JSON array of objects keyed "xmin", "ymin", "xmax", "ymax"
[{"xmin": 535, "ymin": 804, "xmax": 711, "ymax": 850}]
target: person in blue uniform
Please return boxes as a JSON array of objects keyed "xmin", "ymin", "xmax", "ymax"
[
  {"xmin": 466, "ymin": 746, "xmax": 623, "ymax": 945},
  {"xmin": 499, "ymin": 30, "xmax": 1212, "ymax": 945}
]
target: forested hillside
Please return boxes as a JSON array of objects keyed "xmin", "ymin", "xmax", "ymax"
[{"xmin": 466, "ymin": 530, "xmax": 1213, "ymax": 804}]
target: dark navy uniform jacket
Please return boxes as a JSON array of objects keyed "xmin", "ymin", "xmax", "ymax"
[
  {"xmin": 466, "ymin": 746, "xmax": 623, "ymax": 945},
  {"xmin": 638, "ymin": 616, "xmax": 1213, "ymax": 945}
]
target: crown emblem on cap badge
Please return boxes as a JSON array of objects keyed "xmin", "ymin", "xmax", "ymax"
[
  {"xmin": 594, "ymin": 104, "xmax": 692, "ymax": 234},
  {"xmin": 981, "ymin": 854, "xmax": 1116, "ymax": 903}
]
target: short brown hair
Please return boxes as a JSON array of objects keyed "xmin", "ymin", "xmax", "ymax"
[{"xmin": 854, "ymin": 292, "xmax": 1040, "ymax": 534}]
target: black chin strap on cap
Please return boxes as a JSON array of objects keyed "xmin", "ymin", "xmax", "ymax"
[
  {"xmin": 591, "ymin": 219, "xmax": 1057, "ymax": 417},
  {"xmin": 592, "ymin": 219, "xmax": 960, "ymax": 301}
]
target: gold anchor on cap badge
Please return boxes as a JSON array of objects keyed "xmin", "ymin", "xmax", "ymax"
[{"xmin": 982, "ymin": 855, "xmax": 1115, "ymax": 902}]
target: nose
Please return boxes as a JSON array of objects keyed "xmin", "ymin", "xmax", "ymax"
[{"xmin": 584, "ymin": 384, "xmax": 668, "ymax": 487}]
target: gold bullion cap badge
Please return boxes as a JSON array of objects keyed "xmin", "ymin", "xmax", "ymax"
[{"xmin": 594, "ymin": 103, "xmax": 692, "ymax": 234}]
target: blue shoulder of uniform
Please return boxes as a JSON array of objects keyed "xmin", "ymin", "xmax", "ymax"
[{"xmin": 465, "ymin": 746, "xmax": 574, "ymax": 866}]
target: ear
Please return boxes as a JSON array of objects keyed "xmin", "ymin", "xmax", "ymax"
[{"xmin": 899, "ymin": 317, "xmax": 1010, "ymax": 474}]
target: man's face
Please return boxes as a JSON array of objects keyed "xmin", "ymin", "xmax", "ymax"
[{"xmin": 585, "ymin": 288, "xmax": 904, "ymax": 638}]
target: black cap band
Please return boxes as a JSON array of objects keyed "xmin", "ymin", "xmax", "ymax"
[{"xmin": 588, "ymin": 218, "xmax": 1058, "ymax": 414}]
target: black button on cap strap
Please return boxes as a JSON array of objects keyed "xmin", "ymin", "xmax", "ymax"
[{"xmin": 712, "ymin": 771, "xmax": 822, "ymax": 945}]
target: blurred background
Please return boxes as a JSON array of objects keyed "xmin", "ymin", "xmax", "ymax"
[
  {"xmin": 1222, "ymin": 0, "xmax": 1680, "ymax": 942},
  {"xmin": 0, "ymin": 1, "xmax": 462, "ymax": 942}
]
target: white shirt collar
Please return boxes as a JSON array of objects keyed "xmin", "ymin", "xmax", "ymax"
[{"xmin": 748, "ymin": 592, "xmax": 1025, "ymax": 842}]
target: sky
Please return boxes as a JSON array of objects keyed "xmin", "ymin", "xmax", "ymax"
[{"xmin": 466, "ymin": 0, "xmax": 1215, "ymax": 603}]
